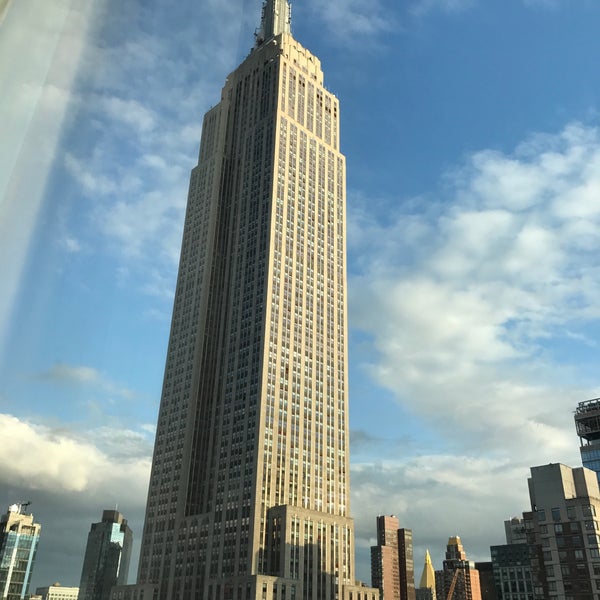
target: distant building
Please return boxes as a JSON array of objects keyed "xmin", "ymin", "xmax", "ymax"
[
  {"xmin": 78, "ymin": 510, "xmax": 132, "ymax": 600},
  {"xmin": 473, "ymin": 562, "xmax": 497, "ymax": 600},
  {"xmin": 524, "ymin": 463, "xmax": 600, "ymax": 599},
  {"xmin": 0, "ymin": 503, "xmax": 41, "ymax": 600},
  {"xmin": 371, "ymin": 516, "xmax": 416, "ymax": 600},
  {"xmin": 416, "ymin": 550, "xmax": 436, "ymax": 600},
  {"xmin": 503, "ymin": 518, "xmax": 527, "ymax": 546},
  {"xmin": 435, "ymin": 537, "xmax": 482, "ymax": 600},
  {"xmin": 35, "ymin": 583, "xmax": 79, "ymax": 600},
  {"xmin": 574, "ymin": 398, "xmax": 600, "ymax": 481},
  {"xmin": 489, "ymin": 517, "xmax": 532, "ymax": 600},
  {"xmin": 489, "ymin": 544, "xmax": 532, "ymax": 600}
]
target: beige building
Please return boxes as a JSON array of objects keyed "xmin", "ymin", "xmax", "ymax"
[
  {"xmin": 113, "ymin": 1, "xmax": 378, "ymax": 599},
  {"xmin": 524, "ymin": 463, "xmax": 600, "ymax": 599},
  {"xmin": 34, "ymin": 583, "xmax": 79, "ymax": 600}
]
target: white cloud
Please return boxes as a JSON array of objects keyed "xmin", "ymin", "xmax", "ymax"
[
  {"xmin": 0, "ymin": 414, "xmax": 150, "ymax": 494},
  {"xmin": 410, "ymin": 0, "xmax": 475, "ymax": 18},
  {"xmin": 350, "ymin": 455, "xmax": 531, "ymax": 577},
  {"xmin": 61, "ymin": 236, "xmax": 82, "ymax": 253},
  {"xmin": 37, "ymin": 363, "xmax": 136, "ymax": 399},
  {"xmin": 306, "ymin": 0, "xmax": 394, "ymax": 42},
  {"xmin": 0, "ymin": 413, "xmax": 151, "ymax": 588},
  {"xmin": 348, "ymin": 122, "xmax": 600, "ymax": 547},
  {"xmin": 97, "ymin": 95, "xmax": 157, "ymax": 134},
  {"xmin": 411, "ymin": 0, "xmax": 568, "ymax": 18}
]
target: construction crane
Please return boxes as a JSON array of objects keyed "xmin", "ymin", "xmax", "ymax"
[{"xmin": 446, "ymin": 568, "xmax": 460, "ymax": 600}]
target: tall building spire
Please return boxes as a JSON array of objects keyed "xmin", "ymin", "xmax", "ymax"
[{"xmin": 255, "ymin": 0, "xmax": 291, "ymax": 46}]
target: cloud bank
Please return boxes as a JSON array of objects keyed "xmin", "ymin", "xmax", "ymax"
[{"xmin": 348, "ymin": 121, "xmax": 600, "ymax": 573}]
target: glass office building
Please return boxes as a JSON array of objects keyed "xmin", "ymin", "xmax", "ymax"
[{"xmin": 0, "ymin": 503, "xmax": 41, "ymax": 600}]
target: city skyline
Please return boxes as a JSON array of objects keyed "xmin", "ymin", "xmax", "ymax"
[{"xmin": 2, "ymin": 0, "xmax": 600, "ymax": 590}]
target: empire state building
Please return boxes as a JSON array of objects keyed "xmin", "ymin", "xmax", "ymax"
[{"xmin": 113, "ymin": 2, "xmax": 378, "ymax": 599}]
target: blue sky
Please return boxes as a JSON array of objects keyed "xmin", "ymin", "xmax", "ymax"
[{"xmin": 2, "ymin": 0, "xmax": 600, "ymax": 589}]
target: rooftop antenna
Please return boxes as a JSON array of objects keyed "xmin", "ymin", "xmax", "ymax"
[{"xmin": 255, "ymin": 0, "xmax": 291, "ymax": 47}]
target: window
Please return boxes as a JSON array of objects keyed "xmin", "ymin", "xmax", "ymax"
[
  {"xmin": 537, "ymin": 509, "xmax": 547, "ymax": 521},
  {"xmin": 551, "ymin": 507, "xmax": 561, "ymax": 521},
  {"xmin": 583, "ymin": 505, "xmax": 596, "ymax": 517},
  {"xmin": 567, "ymin": 506, "xmax": 576, "ymax": 519}
]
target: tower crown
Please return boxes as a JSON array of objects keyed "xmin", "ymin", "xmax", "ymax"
[{"xmin": 256, "ymin": 0, "xmax": 291, "ymax": 46}]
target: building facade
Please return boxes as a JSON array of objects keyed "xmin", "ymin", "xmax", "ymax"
[
  {"xmin": 114, "ymin": 1, "xmax": 378, "ymax": 599},
  {"xmin": 0, "ymin": 503, "xmax": 40, "ymax": 600},
  {"xmin": 488, "ymin": 518, "xmax": 532, "ymax": 600},
  {"xmin": 370, "ymin": 516, "xmax": 415, "ymax": 600},
  {"xmin": 503, "ymin": 519, "xmax": 527, "ymax": 546},
  {"xmin": 398, "ymin": 529, "xmax": 416, "ymax": 600},
  {"xmin": 34, "ymin": 583, "xmax": 79, "ymax": 600},
  {"xmin": 524, "ymin": 463, "xmax": 600, "ymax": 600},
  {"xmin": 575, "ymin": 398, "xmax": 600, "ymax": 481},
  {"xmin": 371, "ymin": 517, "xmax": 401, "ymax": 600},
  {"xmin": 435, "ymin": 537, "xmax": 481, "ymax": 600},
  {"xmin": 78, "ymin": 510, "xmax": 132, "ymax": 600},
  {"xmin": 489, "ymin": 544, "xmax": 532, "ymax": 600}
]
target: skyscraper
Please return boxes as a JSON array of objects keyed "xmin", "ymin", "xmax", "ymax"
[
  {"xmin": 0, "ymin": 503, "xmax": 41, "ymax": 600},
  {"xmin": 113, "ymin": 2, "xmax": 378, "ymax": 599},
  {"xmin": 371, "ymin": 516, "xmax": 415, "ymax": 600},
  {"xmin": 78, "ymin": 510, "xmax": 132, "ymax": 600},
  {"xmin": 435, "ymin": 537, "xmax": 481, "ymax": 600},
  {"xmin": 397, "ymin": 530, "xmax": 416, "ymax": 600},
  {"xmin": 371, "ymin": 516, "xmax": 402, "ymax": 600}
]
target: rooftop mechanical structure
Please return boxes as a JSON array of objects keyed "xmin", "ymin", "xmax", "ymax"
[{"xmin": 575, "ymin": 398, "xmax": 600, "ymax": 479}]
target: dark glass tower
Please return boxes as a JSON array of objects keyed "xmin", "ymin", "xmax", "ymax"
[{"xmin": 78, "ymin": 510, "xmax": 132, "ymax": 600}]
